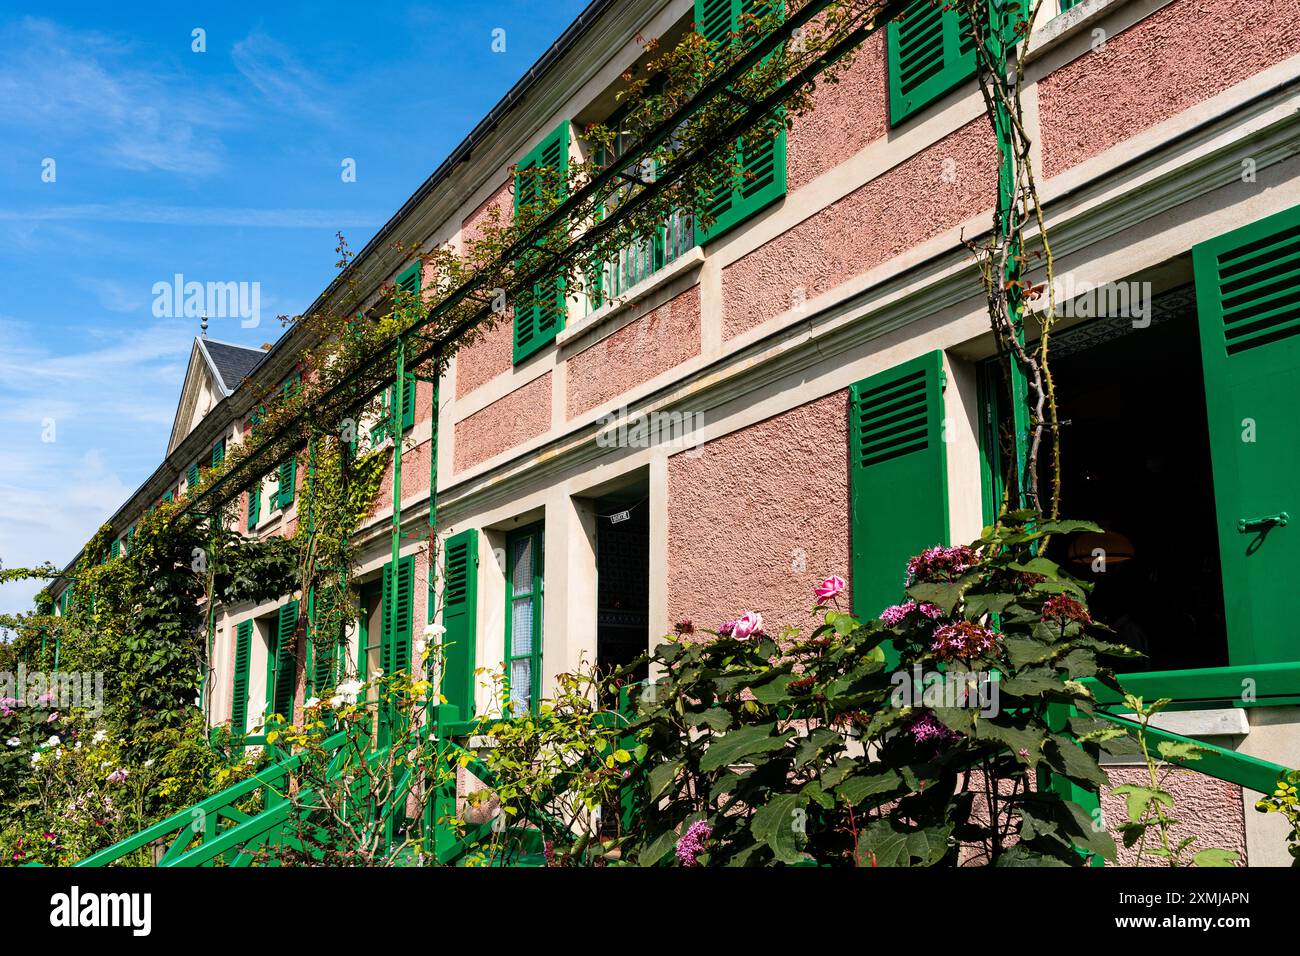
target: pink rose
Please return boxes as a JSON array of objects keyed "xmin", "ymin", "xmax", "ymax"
[
  {"xmin": 731, "ymin": 611, "xmax": 764, "ymax": 640},
  {"xmin": 814, "ymin": 575, "xmax": 846, "ymax": 602}
]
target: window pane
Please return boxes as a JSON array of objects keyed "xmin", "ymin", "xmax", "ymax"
[
  {"xmin": 510, "ymin": 659, "xmax": 532, "ymax": 710},
  {"xmin": 511, "ymin": 597, "xmax": 533, "ymax": 656},
  {"xmin": 511, "ymin": 537, "xmax": 533, "ymax": 594}
]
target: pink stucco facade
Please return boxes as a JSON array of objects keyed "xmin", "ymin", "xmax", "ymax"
[
  {"xmin": 1039, "ymin": 0, "xmax": 1300, "ymax": 178},
  {"xmin": 721, "ymin": 118, "xmax": 998, "ymax": 339},
  {"xmin": 453, "ymin": 371, "xmax": 552, "ymax": 473},
  {"xmin": 565, "ymin": 286, "xmax": 702, "ymax": 419},
  {"xmin": 456, "ymin": 181, "xmax": 517, "ymax": 399},
  {"xmin": 787, "ymin": 31, "xmax": 888, "ymax": 192},
  {"xmin": 667, "ymin": 391, "xmax": 851, "ymax": 637}
]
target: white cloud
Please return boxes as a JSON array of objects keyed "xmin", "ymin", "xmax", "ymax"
[
  {"xmin": 0, "ymin": 17, "xmax": 242, "ymax": 176},
  {"xmin": 231, "ymin": 32, "xmax": 334, "ymax": 121}
]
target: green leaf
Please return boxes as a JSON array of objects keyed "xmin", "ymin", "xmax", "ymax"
[
  {"xmin": 1193, "ymin": 847, "xmax": 1240, "ymax": 868},
  {"xmin": 647, "ymin": 758, "xmax": 683, "ymax": 801},
  {"xmin": 856, "ymin": 819, "xmax": 952, "ymax": 867},
  {"xmin": 836, "ymin": 769, "xmax": 902, "ymax": 806},
  {"xmin": 751, "ymin": 673, "xmax": 796, "ymax": 705},
  {"xmin": 907, "ymin": 580, "xmax": 969, "ymax": 615},
  {"xmin": 685, "ymin": 707, "xmax": 732, "ymax": 732},
  {"xmin": 1112, "ymin": 784, "xmax": 1174, "ymax": 824},
  {"xmin": 751, "ymin": 793, "xmax": 807, "ymax": 865},
  {"xmin": 1156, "ymin": 740, "xmax": 1205, "ymax": 762},
  {"xmin": 793, "ymin": 727, "xmax": 842, "ymax": 768},
  {"xmin": 699, "ymin": 723, "xmax": 792, "ymax": 773}
]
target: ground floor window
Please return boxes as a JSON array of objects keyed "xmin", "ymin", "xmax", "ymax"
[
  {"xmin": 505, "ymin": 524, "xmax": 544, "ymax": 713},
  {"xmin": 980, "ymin": 286, "xmax": 1229, "ymax": 671}
]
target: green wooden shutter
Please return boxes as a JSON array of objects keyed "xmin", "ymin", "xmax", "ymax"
[
  {"xmin": 231, "ymin": 620, "xmax": 253, "ymax": 734},
  {"xmin": 392, "ymin": 374, "xmax": 416, "ymax": 432},
  {"xmin": 211, "ymin": 438, "xmax": 225, "ymax": 468},
  {"xmin": 440, "ymin": 529, "xmax": 479, "ymax": 718},
  {"xmin": 110, "ymin": 538, "xmax": 120, "ymax": 560},
  {"xmin": 1193, "ymin": 203, "xmax": 1300, "ymax": 666},
  {"xmin": 162, "ymin": 490, "xmax": 173, "ymax": 504},
  {"xmin": 246, "ymin": 485, "xmax": 260, "ymax": 531},
  {"xmin": 381, "ymin": 555, "xmax": 415, "ymax": 676},
  {"xmin": 269, "ymin": 600, "xmax": 300, "ymax": 717},
  {"xmin": 277, "ymin": 457, "xmax": 296, "ymax": 509},
  {"xmin": 1058, "ymin": 0, "xmax": 1083, "ymax": 10},
  {"xmin": 306, "ymin": 588, "xmax": 335, "ymax": 693},
  {"xmin": 693, "ymin": 0, "xmax": 787, "ymax": 246},
  {"xmin": 186, "ymin": 464, "xmax": 200, "ymax": 489},
  {"xmin": 850, "ymin": 350, "xmax": 950, "ymax": 621},
  {"xmin": 396, "ymin": 262, "xmax": 421, "ymax": 297},
  {"xmin": 887, "ymin": 0, "xmax": 1027, "ymax": 126},
  {"xmin": 513, "ymin": 121, "xmax": 570, "ymax": 363}
]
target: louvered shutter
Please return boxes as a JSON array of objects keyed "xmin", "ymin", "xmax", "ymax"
[
  {"xmin": 306, "ymin": 589, "xmax": 335, "ymax": 693},
  {"xmin": 441, "ymin": 530, "xmax": 479, "ymax": 717},
  {"xmin": 270, "ymin": 600, "xmax": 299, "ymax": 717},
  {"xmin": 380, "ymin": 556, "xmax": 415, "ymax": 676},
  {"xmin": 389, "ymin": 374, "xmax": 416, "ymax": 432},
  {"xmin": 513, "ymin": 121, "xmax": 570, "ymax": 363},
  {"xmin": 396, "ymin": 262, "xmax": 421, "ymax": 297},
  {"xmin": 231, "ymin": 620, "xmax": 253, "ymax": 734},
  {"xmin": 693, "ymin": 0, "xmax": 787, "ymax": 245},
  {"xmin": 850, "ymin": 351, "xmax": 950, "ymax": 623},
  {"xmin": 247, "ymin": 485, "xmax": 260, "ymax": 531},
  {"xmin": 211, "ymin": 439, "xmax": 225, "ymax": 468},
  {"xmin": 162, "ymin": 490, "xmax": 173, "ymax": 504},
  {"xmin": 1193, "ymin": 203, "xmax": 1300, "ymax": 666},
  {"xmin": 277, "ymin": 457, "xmax": 296, "ymax": 509},
  {"xmin": 110, "ymin": 538, "xmax": 120, "ymax": 560},
  {"xmin": 186, "ymin": 464, "xmax": 200, "ymax": 489}
]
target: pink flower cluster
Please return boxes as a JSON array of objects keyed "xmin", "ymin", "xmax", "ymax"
[
  {"xmin": 908, "ymin": 712, "xmax": 960, "ymax": 746},
  {"xmin": 879, "ymin": 601, "xmax": 944, "ymax": 626},
  {"xmin": 930, "ymin": 621, "xmax": 1000, "ymax": 662},
  {"xmin": 676, "ymin": 819, "xmax": 713, "ymax": 866},
  {"xmin": 905, "ymin": 545, "xmax": 977, "ymax": 585}
]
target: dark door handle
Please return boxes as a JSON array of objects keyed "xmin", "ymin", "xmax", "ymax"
[{"xmin": 1237, "ymin": 512, "xmax": 1289, "ymax": 533}]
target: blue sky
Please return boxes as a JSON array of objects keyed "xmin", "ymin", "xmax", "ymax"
[{"xmin": 0, "ymin": 0, "xmax": 589, "ymax": 619}]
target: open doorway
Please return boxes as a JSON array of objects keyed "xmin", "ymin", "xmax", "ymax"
[
  {"xmin": 983, "ymin": 285, "xmax": 1229, "ymax": 672},
  {"xmin": 593, "ymin": 483, "xmax": 650, "ymax": 691}
]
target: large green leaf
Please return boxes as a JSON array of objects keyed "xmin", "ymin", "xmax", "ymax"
[
  {"xmin": 856, "ymin": 819, "xmax": 952, "ymax": 867},
  {"xmin": 751, "ymin": 793, "xmax": 807, "ymax": 864},
  {"xmin": 836, "ymin": 768, "xmax": 902, "ymax": 806},
  {"xmin": 647, "ymin": 758, "xmax": 683, "ymax": 801},
  {"xmin": 699, "ymin": 723, "xmax": 793, "ymax": 773}
]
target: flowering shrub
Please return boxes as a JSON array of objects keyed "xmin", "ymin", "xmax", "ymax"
[{"xmin": 619, "ymin": 512, "xmax": 1143, "ymax": 866}]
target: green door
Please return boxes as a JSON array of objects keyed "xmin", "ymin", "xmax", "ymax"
[
  {"xmin": 849, "ymin": 350, "xmax": 950, "ymax": 621},
  {"xmin": 1194, "ymin": 203, "xmax": 1300, "ymax": 666}
]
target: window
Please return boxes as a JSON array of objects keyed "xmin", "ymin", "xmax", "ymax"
[
  {"xmin": 979, "ymin": 287, "xmax": 1230, "ymax": 672},
  {"xmin": 849, "ymin": 351, "xmax": 950, "ymax": 631},
  {"xmin": 693, "ymin": 0, "xmax": 787, "ymax": 244},
  {"xmin": 513, "ymin": 121, "xmax": 571, "ymax": 364},
  {"xmin": 585, "ymin": 97, "xmax": 695, "ymax": 315},
  {"xmin": 369, "ymin": 374, "xmax": 416, "ymax": 448},
  {"xmin": 504, "ymin": 525, "xmax": 544, "ymax": 712}
]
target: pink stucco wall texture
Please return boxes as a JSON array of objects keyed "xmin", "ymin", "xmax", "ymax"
[
  {"xmin": 456, "ymin": 181, "xmax": 517, "ymax": 399},
  {"xmin": 565, "ymin": 286, "xmax": 702, "ymax": 419},
  {"xmin": 787, "ymin": 31, "xmax": 888, "ymax": 192},
  {"xmin": 667, "ymin": 391, "xmax": 851, "ymax": 638},
  {"xmin": 1099, "ymin": 765, "xmax": 1247, "ymax": 866},
  {"xmin": 722, "ymin": 119, "xmax": 998, "ymax": 340},
  {"xmin": 1038, "ymin": 0, "xmax": 1300, "ymax": 179},
  {"xmin": 453, "ymin": 371, "xmax": 553, "ymax": 473}
]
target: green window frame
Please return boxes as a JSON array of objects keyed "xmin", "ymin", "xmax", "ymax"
[
  {"xmin": 693, "ymin": 0, "xmax": 787, "ymax": 246},
  {"xmin": 513, "ymin": 121, "xmax": 570, "ymax": 364},
  {"xmin": 849, "ymin": 351, "xmax": 950, "ymax": 631},
  {"xmin": 231, "ymin": 619, "xmax": 253, "ymax": 735},
  {"xmin": 267, "ymin": 601, "xmax": 300, "ymax": 720},
  {"xmin": 504, "ymin": 524, "xmax": 544, "ymax": 713},
  {"xmin": 440, "ymin": 529, "xmax": 480, "ymax": 720}
]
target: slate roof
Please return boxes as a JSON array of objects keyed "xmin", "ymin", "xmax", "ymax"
[{"xmin": 199, "ymin": 339, "xmax": 266, "ymax": 394}]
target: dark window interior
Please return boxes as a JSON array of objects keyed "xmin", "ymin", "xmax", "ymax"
[
  {"xmin": 985, "ymin": 287, "xmax": 1229, "ymax": 672},
  {"xmin": 594, "ymin": 492, "xmax": 650, "ymax": 689}
]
